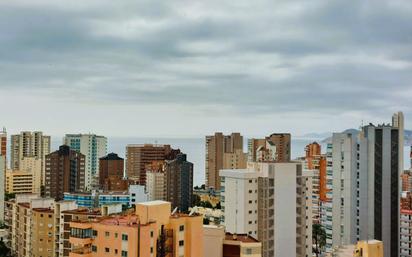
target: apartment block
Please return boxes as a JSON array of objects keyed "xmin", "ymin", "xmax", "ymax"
[
  {"xmin": 64, "ymin": 134, "xmax": 107, "ymax": 190},
  {"xmin": 126, "ymin": 144, "xmax": 179, "ymax": 185},
  {"xmin": 220, "ymin": 169, "xmax": 259, "ymax": 238},
  {"xmin": 6, "ymin": 170, "xmax": 34, "ymax": 194},
  {"xmin": 69, "ymin": 201, "xmax": 204, "ymax": 257},
  {"xmin": 0, "ymin": 127, "xmax": 6, "ymax": 160},
  {"xmin": 32, "ymin": 208, "xmax": 55, "ymax": 257},
  {"xmin": 402, "ymin": 171, "xmax": 412, "ymax": 192},
  {"xmin": 205, "ymin": 132, "xmax": 245, "ymax": 190},
  {"xmin": 10, "ymin": 131, "xmax": 50, "ymax": 185},
  {"xmin": 146, "ymin": 161, "xmax": 166, "ymax": 201},
  {"xmin": 0, "ymin": 156, "xmax": 5, "ymax": 221},
  {"xmin": 99, "ymin": 153, "xmax": 125, "ymax": 191},
  {"xmin": 165, "ymin": 153, "xmax": 193, "ymax": 212},
  {"xmin": 325, "ymin": 113, "xmax": 403, "ymax": 257},
  {"xmin": 45, "ymin": 145, "xmax": 86, "ymax": 200},
  {"xmin": 20, "ymin": 156, "xmax": 42, "ymax": 194},
  {"xmin": 247, "ymin": 133, "xmax": 291, "ymax": 163},
  {"xmin": 304, "ymin": 142, "xmax": 328, "ymax": 223},
  {"xmin": 221, "ymin": 162, "xmax": 312, "ymax": 257},
  {"xmin": 7, "ymin": 195, "xmax": 55, "ymax": 257},
  {"xmin": 400, "ymin": 209, "xmax": 412, "ymax": 257}
]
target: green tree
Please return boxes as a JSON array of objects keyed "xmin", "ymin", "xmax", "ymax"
[
  {"xmin": 312, "ymin": 223, "xmax": 326, "ymax": 257},
  {"xmin": 215, "ymin": 202, "xmax": 221, "ymax": 209},
  {"xmin": 0, "ymin": 241, "xmax": 11, "ymax": 257},
  {"xmin": 203, "ymin": 218, "xmax": 210, "ymax": 225},
  {"xmin": 5, "ymin": 193, "xmax": 15, "ymax": 201},
  {"xmin": 192, "ymin": 194, "xmax": 201, "ymax": 207}
]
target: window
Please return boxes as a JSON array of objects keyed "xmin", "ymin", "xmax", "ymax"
[
  {"xmin": 121, "ymin": 251, "xmax": 128, "ymax": 257},
  {"xmin": 93, "ymin": 230, "xmax": 98, "ymax": 237},
  {"xmin": 92, "ymin": 245, "xmax": 97, "ymax": 252},
  {"xmin": 105, "ymin": 231, "xmax": 110, "ymax": 237},
  {"xmin": 150, "ymin": 231, "xmax": 154, "ymax": 238},
  {"xmin": 179, "ymin": 240, "xmax": 184, "ymax": 246},
  {"xmin": 122, "ymin": 234, "xmax": 128, "ymax": 241},
  {"xmin": 246, "ymin": 248, "xmax": 252, "ymax": 254},
  {"xmin": 179, "ymin": 225, "xmax": 184, "ymax": 231},
  {"xmin": 105, "ymin": 248, "xmax": 110, "ymax": 253},
  {"xmin": 115, "ymin": 249, "xmax": 118, "ymax": 254},
  {"xmin": 115, "ymin": 233, "xmax": 118, "ymax": 238}
]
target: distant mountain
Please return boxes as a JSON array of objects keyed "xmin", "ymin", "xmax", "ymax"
[
  {"xmin": 321, "ymin": 129, "xmax": 359, "ymax": 143},
  {"xmin": 301, "ymin": 132, "xmax": 332, "ymax": 139},
  {"xmin": 320, "ymin": 128, "xmax": 412, "ymax": 145}
]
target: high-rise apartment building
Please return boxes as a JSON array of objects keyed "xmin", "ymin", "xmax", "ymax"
[
  {"xmin": 220, "ymin": 169, "xmax": 259, "ymax": 238},
  {"xmin": 248, "ymin": 133, "xmax": 291, "ymax": 163},
  {"xmin": 99, "ymin": 153, "xmax": 124, "ymax": 191},
  {"xmin": 146, "ymin": 161, "xmax": 166, "ymax": 201},
  {"xmin": 205, "ymin": 132, "xmax": 245, "ymax": 190},
  {"xmin": 64, "ymin": 134, "xmax": 107, "ymax": 190},
  {"xmin": 304, "ymin": 142, "xmax": 328, "ymax": 223},
  {"xmin": 10, "ymin": 131, "xmax": 50, "ymax": 186},
  {"xmin": 0, "ymin": 127, "xmax": 6, "ymax": 160},
  {"xmin": 165, "ymin": 153, "xmax": 193, "ymax": 212},
  {"xmin": 221, "ymin": 162, "xmax": 312, "ymax": 257},
  {"xmin": 69, "ymin": 201, "xmax": 204, "ymax": 257},
  {"xmin": 45, "ymin": 145, "xmax": 86, "ymax": 200},
  {"xmin": 6, "ymin": 169, "xmax": 34, "ymax": 194},
  {"xmin": 325, "ymin": 113, "xmax": 403, "ymax": 257},
  {"xmin": 402, "ymin": 171, "xmax": 412, "ymax": 192},
  {"xmin": 0, "ymin": 156, "xmax": 5, "ymax": 221},
  {"xmin": 20, "ymin": 157, "xmax": 42, "ymax": 194},
  {"xmin": 7, "ymin": 195, "xmax": 55, "ymax": 257},
  {"xmin": 32, "ymin": 208, "xmax": 55, "ymax": 257},
  {"xmin": 125, "ymin": 144, "xmax": 179, "ymax": 185}
]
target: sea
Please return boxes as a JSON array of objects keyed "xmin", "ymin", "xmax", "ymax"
[{"xmin": 50, "ymin": 137, "xmax": 411, "ymax": 187}]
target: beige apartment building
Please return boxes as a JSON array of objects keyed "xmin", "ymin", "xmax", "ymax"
[
  {"xmin": 205, "ymin": 132, "xmax": 246, "ymax": 190},
  {"xmin": 6, "ymin": 170, "xmax": 34, "ymax": 194},
  {"xmin": 32, "ymin": 208, "xmax": 55, "ymax": 257},
  {"xmin": 7, "ymin": 195, "xmax": 55, "ymax": 257},
  {"xmin": 146, "ymin": 161, "xmax": 166, "ymax": 201},
  {"xmin": 126, "ymin": 144, "xmax": 180, "ymax": 185},
  {"xmin": 248, "ymin": 133, "xmax": 291, "ymax": 162},
  {"xmin": 11, "ymin": 131, "xmax": 50, "ymax": 175}
]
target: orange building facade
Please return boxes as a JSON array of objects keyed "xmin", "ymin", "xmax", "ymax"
[{"xmin": 69, "ymin": 201, "xmax": 204, "ymax": 257}]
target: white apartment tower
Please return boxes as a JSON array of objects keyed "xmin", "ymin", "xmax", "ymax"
[
  {"xmin": 220, "ymin": 169, "xmax": 259, "ymax": 238},
  {"xmin": 64, "ymin": 134, "xmax": 107, "ymax": 190},
  {"xmin": 325, "ymin": 113, "xmax": 403, "ymax": 257},
  {"xmin": 221, "ymin": 162, "xmax": 312, "ymax": 257}
]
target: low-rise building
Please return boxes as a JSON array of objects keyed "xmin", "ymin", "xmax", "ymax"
[
  {"xmin": 69, "ymin": 201, "xmax": 204, "ymax": 257},
  {"xmin": 6, "ymin": 170, "xmax": 34, "ymax": 194}
]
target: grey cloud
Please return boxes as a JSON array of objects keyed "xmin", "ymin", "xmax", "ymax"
[{"xmin": 0, "ymin": 0, "xmax": 412, "ymax": 125}]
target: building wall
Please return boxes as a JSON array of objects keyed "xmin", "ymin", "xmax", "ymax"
[
  {"xmin": 45, "ymin": 145, "xmax": 86, "ymax": 200},
  {"xmin": 64, "ymin": 134, "xmax": 107, "ymax": 190},
  {"xmin": 165, "ymin": 153, "xmax": 193, "ymax": 212},
  {"xmin": 20, "ymin": 157, "xmax": 42, "ymax": 194},
  {"xmin": 205, "ymin": 133, "xmax": 244, "ymax": 190},
  {"xmin": 6, "ymin": 170, "xmax": 34, "ymax": 194},
  {"xmin": 32, "ymin": 209, "xmax": 54, "ymax": 257},
  {"xmin": 125, "ymin": 144, "xmax": 176, "ymax": 185},
  {"xmin": 220, "ymin": 169, "xmax": 259, "ymax": 238},
  {"xmin": 203, "ymin": 225, "xmax": 224, "ymax": 257}
]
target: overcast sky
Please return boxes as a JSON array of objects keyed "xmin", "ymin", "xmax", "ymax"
[{"xmin": 1, "ymin": 0, "xmax": 411, "ymax": 137}]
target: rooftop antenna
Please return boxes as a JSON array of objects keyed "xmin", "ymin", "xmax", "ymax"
[{"xmin": 171, "ymin": 207, "xmax": 178, "ymax": 215}]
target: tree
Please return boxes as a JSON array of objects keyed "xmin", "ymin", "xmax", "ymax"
[
  {"xmin": 0, "ymin": 241, "xmax": 11, "ymax": 257},
  {"xmin": 215, "ymin": 202, "xmax": 221, "ymax": 209},
  {"xmin": 203, "ymin": 218, "xmax": 210, "ymax": 225},
  {"xmin": 192, "ymin": 194, "xmax": 201, "ymax": 207},
  {"xmin": 312, "ymin": 223, "xmax": 326, "ymax": 257},
  {"xmin": 5, "ymin": 193, "xmax": 15, "ymax": 201}
]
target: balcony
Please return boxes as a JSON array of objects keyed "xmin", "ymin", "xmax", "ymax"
[{"xmin": 69, "ymin": 248, "xmax": 92, "ymax": 257}]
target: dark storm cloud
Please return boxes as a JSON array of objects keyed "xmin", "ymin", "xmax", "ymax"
[{"xmin": 1, "ymin": 0, "xmax": 412, "ymax": 119}]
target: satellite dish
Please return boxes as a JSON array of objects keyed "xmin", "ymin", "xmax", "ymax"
[{"xmin": 171, "ymin": 207, "xmax": 178, "ymax": 215}]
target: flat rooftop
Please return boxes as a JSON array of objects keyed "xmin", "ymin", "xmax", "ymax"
[{"xmin": 225, "ymin": 233, "xmax": 260, "ymax": 243}]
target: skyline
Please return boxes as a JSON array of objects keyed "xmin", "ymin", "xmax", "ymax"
[{"xmin": 1, "ymin": 0, "xmax": 412, "ymax": 137}]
